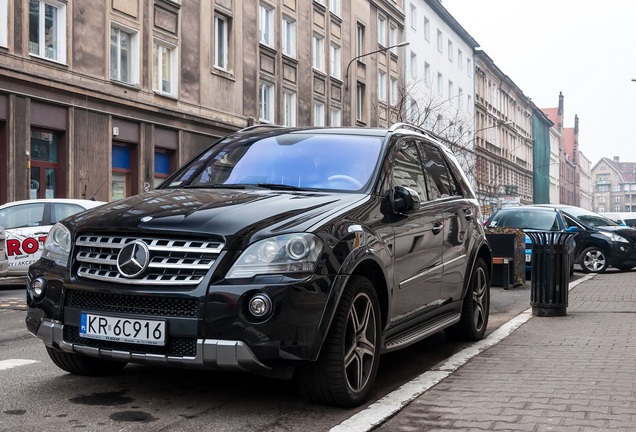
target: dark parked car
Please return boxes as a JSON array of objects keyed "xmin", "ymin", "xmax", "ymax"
[
  {"xmin": 26, "ymin": 124, "xmax": 492, "ymax": 407},
  {"xmin": 485, "ymin": 205, "xmax": 576, "ymax": 276},
  {"xmin": 535, "ymin": 204, "xmax": 636, "ymax": 273}
]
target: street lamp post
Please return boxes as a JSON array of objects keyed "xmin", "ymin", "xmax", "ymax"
[{"xmin": 344, "ymin": 41, "xmax": 410, "ymax": 93}]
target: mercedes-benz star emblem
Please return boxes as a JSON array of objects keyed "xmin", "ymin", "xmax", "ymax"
[{"xmin": 117, "ymin": 240, "xmax": 150, "ymax": 278}]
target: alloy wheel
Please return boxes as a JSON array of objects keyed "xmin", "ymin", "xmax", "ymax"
[{"xmin": 344, "ymin": 292, "xmax": 377, "ymax": 393}]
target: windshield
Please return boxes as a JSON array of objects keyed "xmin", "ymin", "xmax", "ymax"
[
  {"xmin": 488, "ymin": 209, "xmax": 560, "ymax": 231},
  {"xmin": 165, "ymin": 133, "xmax": 383, "ymax": 192},
  {"xmin": 560, "ymin": 206, "xmax": 620, "ymax": 227}
]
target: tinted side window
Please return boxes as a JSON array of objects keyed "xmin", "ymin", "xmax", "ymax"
[
  {"xmin": 419, "ymin": 143, "xmax": 458, "ymax": 199},
  {"xmin": 391, "ymin": 140, "xmax": 428, "ymax": 200}
]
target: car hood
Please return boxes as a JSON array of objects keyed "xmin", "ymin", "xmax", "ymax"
[
  {"xmin": 65, "ymin": 188, "xmax": 369, "ymax": 248},
  {"xmin": 597, "ymin": 225, "xmax": 636, "ymax": 241}
]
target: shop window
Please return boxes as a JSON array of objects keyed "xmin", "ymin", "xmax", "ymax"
[
  {"xmin": 154, "ymin": 150, "xmax": 174, "ymax": 187},
  {"xmin": 30, "ymin": 129, "xmax": 61, "ymax": 199},
  {"xmin": 112, "ymin": 143, "xmax": 136, "ymax": 200}
]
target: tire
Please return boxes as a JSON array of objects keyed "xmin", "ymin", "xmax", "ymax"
[
  {"xmin": 294, "ymin": 275, "xmax": 381, "ymax": 408},
  {"xmin": 579, "ymin": 246, "xmax": 608, "ymax": 273},
  {"xmin": 46, "ymin": 347, "xmax": 127, "ymax": 376},
  {"xmin": 445, "ymin": 257, "xmax": 490, "ymax": 341}
]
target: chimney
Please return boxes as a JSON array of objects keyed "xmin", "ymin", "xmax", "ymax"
[{"xmin": 614, "ymin": 156, "xmax": 620, "ymax": 163}]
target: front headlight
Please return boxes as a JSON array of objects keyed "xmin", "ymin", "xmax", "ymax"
[
  {"xmin": 226, "ymin": 233, "xmax": 323, "ymax": 279},
  {"xmin": 598, "ymin": 231, "xmax": 629, "ymax": 243},
  {"xmin": 41, "ymin": 222, "xmax": 72, "ymax": 266}
]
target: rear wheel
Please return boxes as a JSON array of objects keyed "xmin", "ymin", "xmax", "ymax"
[
  {"xmin": 46, "ymin": 347, "xmax": 127, "ymax": 376},
  {"xmin": 579, "ymin": 246, "xmax": 608, "ymax": 273},
  {"xmin": 445, "ymin": 257, "xmax": 490, "ymax": 341},
  {"xmin": 294, "ymin": 275, "xmax": 381, "ymax": 408}
]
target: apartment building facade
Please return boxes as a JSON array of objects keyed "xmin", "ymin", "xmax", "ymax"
[
  {"xmin": 592, "ymin": 156, "xmax": 636, "ymax": 214},
  {"xmin": 0, "ymin": 0, "xmax": 406, "ymax": 205},
  {"xmin": 473, "ymin": 50, "xmax": 534, "ymax": 215}
]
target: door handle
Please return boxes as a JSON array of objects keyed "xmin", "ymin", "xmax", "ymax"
[{"xmin": 432, "ymin": 222, "xmax": 443, "ymax": 235}]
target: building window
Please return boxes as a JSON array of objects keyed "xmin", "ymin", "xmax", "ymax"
[
  {"xmin": 30, "ymin": 129, "xmax": 61, "ymax": 199},
  {"xmin": 615, "ymin": 206, "xmax": 621, "ymax": 212},
  {"xmin": 467, "ymin": 95, "xmax": 472, "ymax": 112},
  {"xmin": 29, "ymin": 0, "xmax": 67, "ymax": 63},
  {"xmin": 283, "ymin": 90, "xmax": 297, "ymax": 127},
  {"xmin": 0, "ymin": 0, "xmax": 8, "ymax": 47},
  {"xmin": 259, "ymin": 4, "xmax": 273, "ymax": 47},
  {"xmin": 331, "ymin": 107, "xmax": 341, "ymax": 126},
  {"xmin": 330, "ymin": 44, "xmax": 341, "ymax": 79},
  {"xmin": 410, "ymin": 52, "xmax": 417, "ymax": 77},
  {"xmin": 615, "ymin": 184, "xmax": 621, "ymax": 191},
  {"xmin": 467, "ymin": 58, "xmax": 472, "ymax": 76},
  {"xmin": 458, "ymin": 49, "xmax": 463, "ymax": 69},
  {"xmin": 447, "ymin": 40, "xmax": 453, "ymax": 61},
  {"xmin": 448, "ymin": 80, "xmax": 453, "ymax": 99},
  {"xmin": 312, "ymin": 35, "xmax": 324, "ymax": 71},
  {"xmin": 154, "ymin": 149, "xmax": 174, "ymax": 187},
  {"xmin": 330, "ymin": 0, "xmax": 340, "ymax": 16},
  {"xmin": 409, "ymin": 4, "xmax": 416, "ymax": 29},
  {"xmin": 110, "ymin": 25, "xmax": 139, "ymax": 84},
  {"xmin": 615, "ymin": 196, "xmax": 622, "ymax": 203},
  {"xmin": 259, "ymin": 81, "xmax": 274, "ymax": 123},
  {"xmin": 389, "ymin": 25, "xmax": 397, "ymax": 53},
  {"xmin": 390, "ymin": 77, "xmax": 398, "ymax": 106},
  {"xmin": 377, "ymin": 15, "xmax": 386, "ymax": 47},
  {"xmin": 153, "ymin": 40, "xmax": 178, "ymax": 97},
  {"xmin": 458, "ymin": 87, "xmax": 463, "ymax": 107},
  {"xmin": 436, "ymin": 29, "xmax": 443, "ymax": 52},
  {"xmin": 424, "ymin": 62, "xmax": 431, "ymax": 86},
  {"xmin": 437, "ymin": 72, "xmax": 443, "ymax": 94},
  {"xmin": 313, "ymin": 101, "xmax": 325, "ymax": 126},
  {"xmin": 282, "ymin": 17, "xmax": 296, "ymax": 58},
  {"xmin": 112, "ymin": 143, "xmax": 136, "ymax": 201},
  {"xmin": 599, "ymin": 206, "xmax": 605, "ymax": 213},
  {"xmin": 214, "ymin": 13, "xmax": 230, "ymax": 70},
  {"xmin": 423, "ymin": 17, "xmax": 430, "ymax": 41},
  {"xmin": 356, "ymin": 23, "xmax": 365, "ymax": 57},
  {"xmin": 378, "ymin": 70, "xmax": 387, "ymax": 102},
  {"xmin": 356, "ymin": 82, "xmax": 365, "ymax": 122}
]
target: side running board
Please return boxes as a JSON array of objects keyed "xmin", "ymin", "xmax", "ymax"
[{"xmin": 384, "ymin": 312, "xmax": 461, "ymax": 351}]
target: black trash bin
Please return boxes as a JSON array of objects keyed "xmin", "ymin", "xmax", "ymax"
[{"xmin": 526, "ymin": 231, "xmax": 576, "ymax": 317}]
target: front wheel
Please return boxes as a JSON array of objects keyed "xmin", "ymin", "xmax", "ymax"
[
  {"xmin": 46, "ymin": 347, "xmax": 127, "ymax": 376},
  {"xmin": 445, "ymin": 257, "xmax": 490, "ymax": 341},
  {"xmin": 294, "ymin": 275, "xmax": 381, "ymax": 408},
  {"xmin": 579, "ymin": 246, "xmax": 608, "ymax": 273}
]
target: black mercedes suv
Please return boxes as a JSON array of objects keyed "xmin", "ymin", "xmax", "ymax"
[{"xmin": 26, "ymin": 124, "xmax": 492, "ymax": 407}]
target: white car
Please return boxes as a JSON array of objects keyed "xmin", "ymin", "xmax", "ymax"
[
  {"xmin": 0, "ymin": 199, "xmax": 105, "ymax": 276},
  {"xmin": 0, "ymin": 226, "xmax": 7, "ymax": 277}
]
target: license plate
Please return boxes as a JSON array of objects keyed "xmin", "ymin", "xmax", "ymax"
[
  {"xmin": 80, "ymin": 313, "xmax": 166, "ymax": 346},
  {"xmin": 525, "ymin": 254, "xmax": 531, "ymax": 263}
]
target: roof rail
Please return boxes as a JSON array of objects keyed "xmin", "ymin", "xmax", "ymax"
[
  {"xmin": 389, "ymin": 122, "xmax": 431, "ymax": 137},
  {"xmin": 236, "ymin": 124, "xmax": 287, "ymax": 134}
]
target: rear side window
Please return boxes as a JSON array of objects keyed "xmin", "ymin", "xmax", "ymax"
[
  {"xmin": 0, "ymin": 203, "xmax": 46, "ymax": 229},
  {"xmin": 418, "ymin": 142, "xmax": 459, "ymax": 199},
  {"xmin": 52, "ymin": 204, "xmax": 86, "ymax": 223},
  {"xmin": 391, "ymin": 140, "xmax": 428, "ymax": 200}
]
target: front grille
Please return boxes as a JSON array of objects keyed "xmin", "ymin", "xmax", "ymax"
[
  {"xmin": 64, "ymin": 326, "xmax": 197, "ymax": 357},
  {"xmin": 65, "ymin": 289, "xmax": 199, "ymax": 317},
  {"xmin": 74, "ymin": 233, "xmax": 224, "ymax": 286}
]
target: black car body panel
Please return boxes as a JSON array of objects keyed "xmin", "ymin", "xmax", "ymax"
[{"xmin": 26, "ymin": 125, "xmax": 492, "ymax": 406}]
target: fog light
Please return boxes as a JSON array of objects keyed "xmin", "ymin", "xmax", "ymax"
[
  {"xmin": 248, "ymin": 293, "xmax": 272, "ymax": 319},
  {"xmin": 29, "ymin": 277, "xmax": 47, "ymax": 299}
]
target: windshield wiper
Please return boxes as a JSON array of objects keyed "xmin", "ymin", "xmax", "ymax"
[
  {"xmin": 257, "ymin": 183, "xmax": 306, "ymax": 191},
  {"xmin": 182, "ymin": 184, "xmax": 247, "ymax": 189}
]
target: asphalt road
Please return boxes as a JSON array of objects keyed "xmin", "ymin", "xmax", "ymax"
[{"xmin": 0, "ymin": 272, "xmax": 584, "ymax": 432}]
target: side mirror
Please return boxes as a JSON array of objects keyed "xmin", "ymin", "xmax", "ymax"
[
  {"xmin": 566, "ymin": 226, "xmax": 579, "ymax": 232},
  {"xmin": 390, "ymin": 186, "xmax": 421, "ymax": 214}
]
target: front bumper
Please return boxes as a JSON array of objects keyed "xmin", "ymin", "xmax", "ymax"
[{"xmin": 34, "ymin": 318, "xmax": 270, "ymax": 371}]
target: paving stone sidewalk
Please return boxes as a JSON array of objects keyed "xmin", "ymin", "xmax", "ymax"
[{"xmin": 376, "ymin": 271, "xmax": 636, "ymax": 432}]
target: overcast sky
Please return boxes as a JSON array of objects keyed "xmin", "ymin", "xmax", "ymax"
[{"xmin": 441, "ymin": 0, "xmax": 636, "ymax": 167}]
